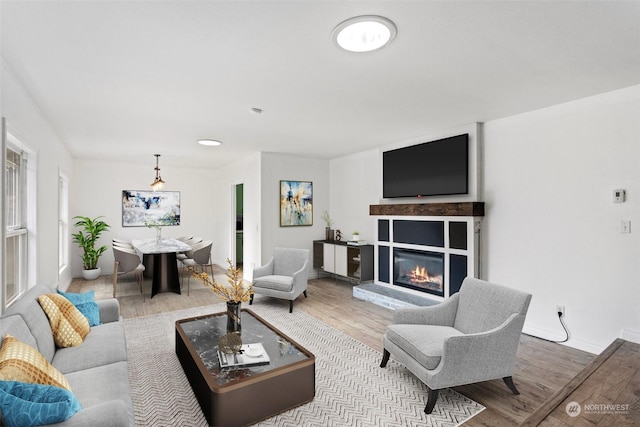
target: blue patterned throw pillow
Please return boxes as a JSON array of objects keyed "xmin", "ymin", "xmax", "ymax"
[
  {"xmin": 0, "ymin": 381, "xmax": 82, "ymax": 427},
  {"xmin": 57, "ymin": 290, "xmax": 101, "ymax": 326}
]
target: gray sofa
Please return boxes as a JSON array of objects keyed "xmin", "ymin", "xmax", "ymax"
[{"xmin": 0, "ymin": 285, "xmax": 133, "ymax": 427}]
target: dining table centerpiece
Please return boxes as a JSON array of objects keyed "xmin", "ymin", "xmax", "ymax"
[
  {"xmin": 144, "ymin": 213, "xmax": 178, "ymax": 241},
  {"xmin": 191, "ymin": 258, "xmax": 253, "ymax": 353}
]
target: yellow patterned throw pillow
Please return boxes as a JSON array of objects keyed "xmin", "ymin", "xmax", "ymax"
[
  {"xmin": 37, "ymin": 294, "xmax": 90, "ymax": 348},
  {"xmin": 0, "ymin": 334, "xmax": 72, "ymax": 391}
]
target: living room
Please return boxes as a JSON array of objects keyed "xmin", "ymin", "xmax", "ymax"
[{"xmin": 1, "ymin": 1, "xmax": 639, "ymax": 425}]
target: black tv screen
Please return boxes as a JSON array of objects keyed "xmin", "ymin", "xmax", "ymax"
[{"xmin": 383, "ymin": 134, "xmax": 469, "ymax": 198}]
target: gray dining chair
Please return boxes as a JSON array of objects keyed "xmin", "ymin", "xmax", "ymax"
[
  {"xmin": 112, "ymin": 238, "xmax": 133, "ymax": 248},
  {"xmin": 180, "ymin": 240, "xmax": 213, "ymax": 295},
  {"xmin": 112, "ymin": 246, "xmax": 146, "ymax": 300}
]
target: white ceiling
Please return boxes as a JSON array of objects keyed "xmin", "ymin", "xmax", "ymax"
[{"xmin": 2, "ymin": 1, "xmax": 639, "ymax": 169}]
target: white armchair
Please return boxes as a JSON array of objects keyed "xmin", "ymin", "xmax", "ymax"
[
  {"xmin": 380, "ymin": 277, "xmax": 532, "ymax": 414},
  {"xmin": 250, "ymin": 247, "xmax": 310, "ymax": 313}
]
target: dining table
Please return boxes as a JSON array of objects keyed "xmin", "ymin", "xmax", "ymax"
[{"xmin": 132, "ymin": 238, "xmax": 192, "ymax": 298}]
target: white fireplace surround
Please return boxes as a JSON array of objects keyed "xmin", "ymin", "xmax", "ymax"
[{"xmin": 357, "ymin": 202, "xmax": 484, "ymax": 307}]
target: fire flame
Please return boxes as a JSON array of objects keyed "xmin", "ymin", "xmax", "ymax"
[{"xmin": 408, "ymin": 265, "xmax": 442, "ymax": 287}]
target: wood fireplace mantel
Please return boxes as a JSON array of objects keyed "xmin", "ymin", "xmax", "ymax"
[{"xmin": 369, "ymin": 202, "xmax": 484, "ymax": 217}]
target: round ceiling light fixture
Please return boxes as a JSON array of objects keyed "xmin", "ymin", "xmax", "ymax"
[
  {"xmin": 197, "ymin": 139, "xmax": 222, "ymax": 146},
  {"xmin": 332, "ymin": 15, "xmax": 397, "ymax": 53}
]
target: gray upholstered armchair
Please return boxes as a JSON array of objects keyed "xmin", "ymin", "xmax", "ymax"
[
  {"xmin": 250, "ymin": 247, "xmax": 310, "ymax": 313},
  {"xmin": 380, "ymin": 277, "xmax": 532, "ymax": 414}
]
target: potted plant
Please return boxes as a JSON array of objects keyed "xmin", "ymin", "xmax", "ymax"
[
  {"xmin": 351, "ymin": 231, "xmax": 361, "ymax": 242},
  {"xmin": 72, "ymin": 215, "xmax": 110, "ymax": 280}
]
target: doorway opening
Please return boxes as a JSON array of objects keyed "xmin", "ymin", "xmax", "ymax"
[{"xmin": 234, "ymin": 183, "xmax": 244, "ymax": 268}]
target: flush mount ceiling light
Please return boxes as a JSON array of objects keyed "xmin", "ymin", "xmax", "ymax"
[
  {"xmin": 332, "ymin": 15, "xmax": 397, "ymax": 52},
  {"xmin": 197, "ymin": 139, "xmax": 222, "ymax": 146},
  {"xmin": 150, "ymin": 154, "xmax": 165, "ymax": 191}
]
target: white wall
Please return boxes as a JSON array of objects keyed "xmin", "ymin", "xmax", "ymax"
[
  {"xmin": 259, "ymin": 152, "xmax": 330, "ymax": 269},
  {"xmin": 329, "ymin": 148, "xmax": 380, "ymax": 243},
  {"xmin": 72, "ymin": 158, "xmax": 217, "ymax": 279},
  {"xmin": 483, "ymin": 85, "xmax": 640, "ymax": 353},
  {"xmin": 210, "ymin": 152, "xmax": 261, "ymax": 278},
  {"xmin": 329, "ymin": 86, "xmax": 640, "ymax": 353},
  {"xmin": 1, "ymin": 58, "xmax": 75, "ymax": 290}
]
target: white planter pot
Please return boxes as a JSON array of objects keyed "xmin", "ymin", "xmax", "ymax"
[
  {"xmin": 352, "ymin": 235, "xmax": 360, "ymax": 242},
  {"xmin": 82, "ymin": 267, "xmax": 101, "ymax": 280}
]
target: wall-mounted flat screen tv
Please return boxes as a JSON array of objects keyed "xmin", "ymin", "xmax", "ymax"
[{"xmin": 383, "ymin": 134, "xmax": 469, "ymax": 198}]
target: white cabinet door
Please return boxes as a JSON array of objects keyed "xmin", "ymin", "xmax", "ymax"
[
  {"xmin": 323, "ymin": 243, "xmax": 335, "ymax": 273},
  {"xmin": 335, "ymin": 245, "xmax": 348, "ymax": 277}
]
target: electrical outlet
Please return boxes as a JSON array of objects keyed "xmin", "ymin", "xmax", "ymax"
[{"xmin": 556, "ymin": 305, "xmax": 565, "ymax": 317}]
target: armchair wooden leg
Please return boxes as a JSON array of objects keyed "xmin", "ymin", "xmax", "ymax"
[
  {"xmin": 424, "ymin": 388, "xmax": 439, "ymax": 414},
  {"xmin": 289, "ymin": 300, "xmax": 293, "ymax": 313},
  {"xmin": 303, "ymin": 290, "xmax": 308, "ymax": 298},
  {"xmin": 503, "ymin": 376, "xmax": 520, "ymax": 395},
  {"xmin": 249, "ymin": 294, "xmax": 254, "ymax": 305},
  {"xmin": 380, "ymin": 349, "xmax": 390, "ymax": 367}
]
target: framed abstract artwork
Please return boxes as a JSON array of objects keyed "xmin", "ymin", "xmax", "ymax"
[
  {"xmin": 280, "ymin": 180, "xmax": 313, "ymax": 226},
  {"xmin": 122, "ymin": 190, "xmax": 181, "ymax": 227}
]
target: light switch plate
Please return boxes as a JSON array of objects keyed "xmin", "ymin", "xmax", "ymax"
[{"xmin": 621, "ymin": 220, "xmax": 631, "ymax": 233}]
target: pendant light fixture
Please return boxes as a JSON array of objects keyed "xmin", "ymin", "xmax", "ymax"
[{"xmin": 150, "ymin": 154, "xmax": 165, "ymax": 191}]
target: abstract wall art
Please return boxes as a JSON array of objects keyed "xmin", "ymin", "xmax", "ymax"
[
  {"xmin": 280, "ymin": 180, "xmax": 313, "ymax": 226},
  {"xmin": 122, "ymin": 190, "xmax": 181, "ymax": 227}
]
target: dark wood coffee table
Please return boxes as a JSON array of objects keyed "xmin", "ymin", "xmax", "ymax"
[{"xmin": 175, "ymin": 308, "xmax": 315, "ymax": 426}]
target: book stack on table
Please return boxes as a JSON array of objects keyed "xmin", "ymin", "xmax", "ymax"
[{"xmin": 218, "ymin": 343, "xmax": 270, "ymax": 369}]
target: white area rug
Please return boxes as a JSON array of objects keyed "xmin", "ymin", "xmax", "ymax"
[{"xmin": 124, "ymin": 303, "xmax": 484, "ymax": 426}]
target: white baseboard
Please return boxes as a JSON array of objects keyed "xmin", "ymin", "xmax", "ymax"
[
  {"xmin": 620, "ymin": 328, "xmax": 640, "ymax": 344},
  {"xmin": 522, "ymin": 325, "xmax": 604, "ymax": 354}
]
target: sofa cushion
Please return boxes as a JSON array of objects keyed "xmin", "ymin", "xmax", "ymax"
[
  {"xmin": 52, "ymin": 321, "xmax": 127, "ymax": 374},
  {"xmin": 57, "ymin": 290, "xmax": 101, "ymax": 327},
  {"xmin": 38, "ymin": 294, "xmax": 90, "ymax": 348},
  {"xmin": 0, "ymin": 334, "xmax": 72, "ymax": 391},
  {"xmin": 64, "ymin": 361, "xmax": 134, "ymax": 423},
  {"xmin": 3, "ymin": 285, "xmax": 57, "ymax": 361},
  {"xmin": 253, "ymin": 275, "xmax": 293, "ymax": 292},
  {"xmin": 0, "ymin": 381, "xmax": 81, "ymax": 427},
  {"xmin": 0, "ymin": 315, "xmax": 39, "ymax": 350},
  {"xmin": 386, "ymin": 324, "xmax": 464, "ymax": 370}
]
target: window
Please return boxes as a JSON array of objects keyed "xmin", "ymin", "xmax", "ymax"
[
  {"xmin": 5, "ymin": 144, "xmax": 27, "ymax": 305},
  {"xmin": 59, "ymin": 173, "xmax": 69, "ymax": 273},
  {"xmin": 3, "ymin": 128, "xmax": 35, "ymax": 311}
]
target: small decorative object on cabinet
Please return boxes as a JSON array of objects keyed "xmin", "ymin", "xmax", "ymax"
[{"xmin": 313, "ymin": 240, "xmax": 373, "ymax": 284}]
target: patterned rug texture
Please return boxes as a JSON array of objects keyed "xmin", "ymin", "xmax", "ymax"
[{"xmin": 124, "ymin": 303, "xmax": 484, "ymax": 427}]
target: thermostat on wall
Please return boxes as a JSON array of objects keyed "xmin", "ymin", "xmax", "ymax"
[{"xmin": 613, "ymin": 189, "xmax": 626, "ymax": 203}]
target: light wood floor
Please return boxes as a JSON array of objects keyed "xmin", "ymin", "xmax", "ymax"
[{"xmin": 69, "ymin": 268, "xmax": 597, "ymax": 426}]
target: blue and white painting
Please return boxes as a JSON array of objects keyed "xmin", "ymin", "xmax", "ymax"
[
  {"xmin": 280, "ymin": 181, "xmax": 313, "ymax": 226},
  {"xmin": 122, "ymin": 190, "xmax": 181, "ymax": 227}
]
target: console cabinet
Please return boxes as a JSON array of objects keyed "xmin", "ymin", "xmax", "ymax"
[{"xmin": 313, "ymin": 240, "xmax": 373, "ymax": 284}]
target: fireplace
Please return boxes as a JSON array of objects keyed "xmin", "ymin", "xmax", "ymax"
[{"xmin": 393, "ymin": 248, "xmax": 444, "ymax": 297}]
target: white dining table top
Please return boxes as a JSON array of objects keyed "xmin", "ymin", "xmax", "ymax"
[{"xmin": 132, "ymin": 238, "xmax": 192, "ymax": 254}]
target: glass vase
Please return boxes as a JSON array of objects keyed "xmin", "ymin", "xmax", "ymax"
[{"xmin": 226, "ymin": 301, "xmax": 241, "ymax": 334}]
